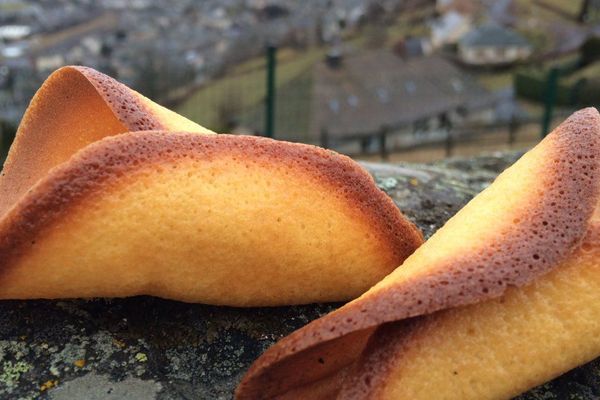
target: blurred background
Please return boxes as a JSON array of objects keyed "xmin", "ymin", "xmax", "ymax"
[{"xmin": 0, "ymin": 0, "xmax": 599, "ymax": 163}]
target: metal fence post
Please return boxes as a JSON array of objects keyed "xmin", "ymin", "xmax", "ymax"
[
  {"xmin": 439, "ymin": 112, "xmax": 453, "ymax": 157},
  {"xmin": 541, "ymin": 67, "xmax": 559, "ymax": 138},
  {"xmin": 320, "ymin": 128, "xmax": 329, "ymax": 149},
  {"xmin": 264, "ymin": 44, "xmax": 277, "ymax": 138},
  {"xmin": 508, "ymin": 115, "xmax": 518, "ymax": 147},
  {"xmin": 360, "ymin": 137, "xmax": 369, "ymax": 153},
  {"xmin": 445, "ymin": 130, "xmax": 453, "ymax": 157},
  {"xmin": 379, "ymin": 126, "xmax": 388, "ymax": 161}
]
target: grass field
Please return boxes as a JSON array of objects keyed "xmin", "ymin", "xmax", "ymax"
[
  {"xmin": 176, "ymin": 47, "xmax": 324, "ymax": 133},
  {"xmin": 564, "ymin": 60, "xmax": 600, "ymax": 83},
  {"xmin": 234, "ymin": 68, "xmax": 314, "ymax": 141},
  {"xmin": 476, "ymin": 71, "xmax": 514, "ymax": 91},
  {"xmin": 0, "ymin": 1, "xmax": 27, "ymax": 12},
  {"xmin": 533, "ymin": 0, "xmax": 582, "ymax": 18},
  {"xmin": 515, "ymin": 0, "xmax": 582, "ymax": 21}
]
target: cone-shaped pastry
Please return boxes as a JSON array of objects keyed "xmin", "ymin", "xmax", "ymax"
[
  {"xmin": 340, "ymin": 217, "xmax": 600, "ymax": 399},
  {"xmin": 0, "ymin": 65, "xmax": 214, "ymax": 218},
  {"xmin": 236, "ymin": 108, "xmax": 600, "ymax": 398},
  {"xmin": 0, "ymin": 68, "xmax": 422, "ymax": 306}
]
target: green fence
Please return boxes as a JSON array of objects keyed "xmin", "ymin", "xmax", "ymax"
[
  {"xmin": 175, "ymin": 46, "xmax": 321, "ymax": 142},
  {"xmin": 514, "ymin": 55, "xmax": 600, "ymax": 107},
  {"xmin": 3, "ymin": 45, "xmax": 593, "ymax": 164}
]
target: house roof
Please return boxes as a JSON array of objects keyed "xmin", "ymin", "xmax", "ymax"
[
  {"xmin": 459, "ymin": 23, "xmax": 530, "ymax": 48},
  {"xmin": 310, "ymin": 50, "xmax": 496, "ymax": 138}
]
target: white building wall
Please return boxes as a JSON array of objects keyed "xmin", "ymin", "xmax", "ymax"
[{"xmin": 459, "ymin": 45, "xmax": 531, "ymax": 65}]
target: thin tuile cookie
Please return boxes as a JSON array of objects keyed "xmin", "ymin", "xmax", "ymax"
[
  {"xmin": 235, "ymin": 108, "xmax": 600, "ymax": 398},
  {"xmin": 0, "ymin": 66, "xmax": 214, "ymax": 218},
  {"xmin": 0, "ymin": 67, "xmax": 422, "ymax": 305},
  {"xmin": 0, "ymin": 130, "xmax": 422, "ymax": 305},
  {"xmin": 341, "ymin": 218, "xmax": 600, "ymax": 399}
]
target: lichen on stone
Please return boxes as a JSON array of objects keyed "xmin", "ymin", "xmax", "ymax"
[
  {"xmin": 376, "ymin": 176, "xmax": 398, "ymax": 191},
  {"xmin": 0, "ymin": 360, "xmax": 31, "ymax": 389}
]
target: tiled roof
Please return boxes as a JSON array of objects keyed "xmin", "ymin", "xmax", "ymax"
[
  {"xmin": 311, "ymin": 50, "xmax": 495, "ymax": 137},
  {"xmin": 459, "ymin": 23, "xmax": 531, "ymax": 48}
]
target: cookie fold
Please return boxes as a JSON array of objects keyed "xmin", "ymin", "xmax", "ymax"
[
  {"xmin": 340, "ymin": 219, "xmax": 600, "ymax": 400},
  {"xmin": 0, "ymin": 66, "xmax": 214, "ymax": 218},
  {"xmin": 0, "ymin": 68, "xmax": 422, "ymax": 306},
  {"xmin": 236, "ymin": 108, "xmax": 600, "ymax": 398}
]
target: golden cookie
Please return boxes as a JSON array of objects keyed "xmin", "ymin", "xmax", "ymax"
[{"xmin": 236, "ymin": 108, "xmax": 600, "ymax": 398}]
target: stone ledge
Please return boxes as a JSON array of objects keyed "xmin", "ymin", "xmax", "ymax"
[{"xmin": 0, "ymin": 152, "xmax": 597, "ymax": 400}]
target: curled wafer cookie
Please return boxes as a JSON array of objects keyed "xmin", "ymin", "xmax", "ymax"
[
  {"xmin": 0, "ymin": 68, "xmax": 422, "ymax": 305},
  {"xmin": 340, "ymin": 218, "xmax": 600, "ymax": 400},
  {"xmin": 236, "ymin": 108, "xmax": 600, "ymax": 398},
  {"xmin": 0, "ymin": 66, "xmax": 214, "ymax": 218}
]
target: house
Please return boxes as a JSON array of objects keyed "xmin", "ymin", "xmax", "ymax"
[
  {"xmin": 309, "ymin": 49, "xmax": 497, "ymax": 144},
  {"xmin": 430, "ymin": 0, "xmax": 479, "ymax": 48},
  {"xmin": 458, "ymin": 23, "xmax": 532, "ymax": 66},
  {"xmin": 393, "ymin": 36, "xmax": 433, "ymax": 58},
  {"xmin": 430, "ymin": 11, "xmax": 472, "ymax": 48},
  {"xmin": 0, "ymin": 25, "xmax": 32, "ymax": 42}
]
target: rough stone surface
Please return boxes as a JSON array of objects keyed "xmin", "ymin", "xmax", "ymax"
[{"xmin": 0, "ymin": 151, "xmax": 598, "ymax": 400}]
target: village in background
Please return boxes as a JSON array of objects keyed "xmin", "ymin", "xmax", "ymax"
[{"xmin": 1, "ymin": 0, "xmax": 600, "ymax": 163}]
